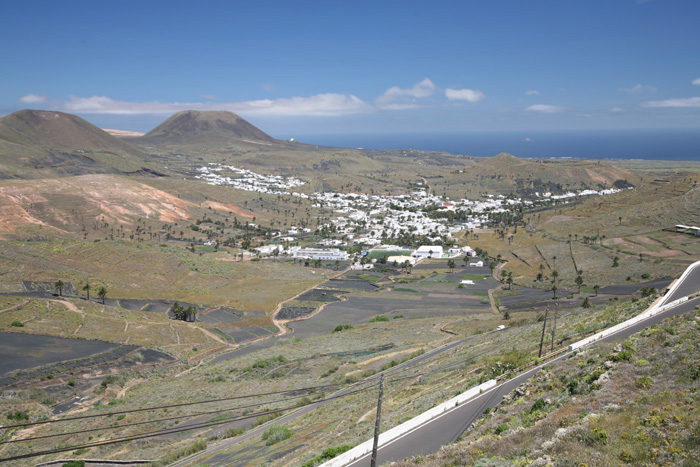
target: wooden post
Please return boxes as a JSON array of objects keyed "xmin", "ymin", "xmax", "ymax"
[
  {"xmin": 538, "ymin": 306, "xmax": 549, "ymax": 358},
  {"xmin": 370, "ymin": 374, "xmax": 384, "ymax": 467}
]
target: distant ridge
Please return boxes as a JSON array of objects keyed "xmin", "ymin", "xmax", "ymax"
[
  {"xmin": 467, "ymin": 152, "xmax": 640, "ymax": 193},
  {"xmin": 0, "ymin": 110, "xmax": 143, "ymax": 154},
  {"xmin": 0, "ymin": 110, "xmax": 154, "ymax": 178},
  {"xmin": 132, "ymin": 110, "xmax": 277, "ymax": 147}
]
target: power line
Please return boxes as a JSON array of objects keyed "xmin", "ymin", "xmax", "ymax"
[
  {"xmin": 0, "ymin": 382, "xmax": 385, "ymax": 463},
  {"xmin": 1, "ymin": 373, "xmax": 420, "ymax": 457},
  {"xmin": 0, "ymin": 378, "xmax": 370, "ymax": 430}
]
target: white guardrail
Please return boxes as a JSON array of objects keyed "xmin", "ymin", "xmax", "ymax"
[
  {"xmin": 569, "ymin": 260, "xmax": 700, "ymax": 351},
  {"xmin": 320, "ymin": 379, "xmax": 497, "ymax": 467}
]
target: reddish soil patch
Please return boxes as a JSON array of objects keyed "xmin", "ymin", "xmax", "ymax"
[{"xmin": 202, "ymin": 200, "xmax": 254, "ymax": 218}]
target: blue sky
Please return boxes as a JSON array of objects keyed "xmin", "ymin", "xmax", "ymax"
[{"xmin": 2, "ymin": 0, "xmax": 699, "ymax": 135}]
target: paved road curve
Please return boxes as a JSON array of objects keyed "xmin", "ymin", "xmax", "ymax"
[
  {"xmin": 344, "ymin": 295, "xmax": 700, "ymax": 467},
  {"xmin": 659, "ymin": 262, "xmax": 700, "ymax": 305}
]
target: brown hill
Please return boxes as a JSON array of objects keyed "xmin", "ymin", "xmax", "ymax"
[
  {"xmin": 466, "ymin": 152, "xmax": 641, "ymax": 194},
  {"xmin": 131, "ymin": 110, "xmax": 277, "ymax": 147},
  {"xmin": 0, "ymin": 110, "xmax": 155, "ymax": 178}
]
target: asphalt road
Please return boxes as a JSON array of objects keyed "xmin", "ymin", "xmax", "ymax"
[
  {"xmin": 345, "ymin": 295, "xmax": 700, "ymax": 467},
  {"xmin": 660, "ymin": 263, "xmax": 700, "ymax": 305}
]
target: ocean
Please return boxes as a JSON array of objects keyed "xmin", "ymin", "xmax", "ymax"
[{"xmin": 278, "ymin": 129, "xmax": 700, "ymax": 161}]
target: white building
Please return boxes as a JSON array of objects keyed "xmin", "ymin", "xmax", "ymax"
[
  {"xmin": 387, "ymin": 255, "xmax": 417, "ymax": 266},
  {"xmin": 413, "ymin": 245, "xmax": 443, "ymax": 259},
  {"xmin": 254, "ymin": 245, "xmax": 283, "ymax": 256},
  {"xmin": 291, "ymin": 247, "xmax": 349, "ymax": 261}
]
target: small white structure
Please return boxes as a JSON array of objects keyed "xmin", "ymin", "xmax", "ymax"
[
  {"xmin": 413, "ymin": 245, "xmax": 443, "ymax": 259},
  {"xmin": 469, "ymin": 261, "xmax": 484, "ymax": 267},
  {"xmin": 254, "ymin": 245, "xmax": 283, "ymax": 256},
  {"xmin": 460, "ymin": 279, "xmax": 474, "ymax": 285}
]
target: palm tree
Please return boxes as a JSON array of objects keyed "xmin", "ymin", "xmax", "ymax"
[
  {"xmin": 551, "ymin": 283, "xmax": 558, "ymax": 299},
  {"xmin": 593, "ymin": 284, "xmax": 600, "ymax": 296},
  {"xmin": 54, "ymin": 280, "xmax": 65, "ymax": 297},
  {"xmin": 82, "ymin": 282, "xmax": 91, "ymax": 301},
  {"xmin": 97, "ymin": 286, "xmax": 107, "ymax": 305},
  {"xmin": 447, "ymin": 259, "xmax": 456, "ymax": 273},
  {"xmin": 575, "ymin": 275, "xmax": 584, "ymax": 294},
  {"xmin": 582, "ymin": 296, "xmax": 592, "ymax": 308}
]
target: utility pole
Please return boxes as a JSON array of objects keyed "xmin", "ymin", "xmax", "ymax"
[
  {"xmin": 538, "ymin": 306, "xmax": 549, "ymax": 358},
  {"xmin": 370, "ymin": 374, "xmax": 384, "ymax": 467},
  {"xmin": 550, "ymin": 303, "xmax": 558, "ymax": 352}
]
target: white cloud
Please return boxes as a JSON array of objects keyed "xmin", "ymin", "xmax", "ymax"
[
  {"xmin": 62, "ymin": 93, "xmax": 372, "ymax": 117},
  {"xmin": 445, "ymin": 88, "xmax": 485, "ymax": 102},
  {"xmin": 610, "ymin": 107, "xmax": 624, "ymax": 112},
  {"xmin": 524, "ymin": 104, "xmax": 566, "ymax": 113},
  {"xmin": 641, "ymin": 97, "xmax": 700, "ymax": 108},
  {"xmin": 233, "ymin": 94, "xmax": 371, "ymax": 116},
  {"xmin": 693, "ymin": 78, "xmax": 700, "ymax": 85},
  {"xmin": 18, "ymin": 93, "xmax": 47, "ymax": 104},
  {"xmin": 375, "ymin": 78, "xmax": 436, "ymax": 105},
  {"xmin": 525, "ymin": 90, "xmax": 540, "ymax": 96},
  {"xmin": 622, "ymin": 84, "xmax": 656, "ymax": 93}
]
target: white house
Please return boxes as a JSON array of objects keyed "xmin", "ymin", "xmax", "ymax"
[{"xmin": 469, "ymin": 260, "xmax": 484, "ymax": 267}]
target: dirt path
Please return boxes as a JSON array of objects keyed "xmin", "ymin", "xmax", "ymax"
[
  {"xmin": 194, "ymin": 325, "xmax": 228, "ymax": 345},
  {"xmin": 270, "ymin": 267, "xmax": 349, "ymax": 336},
  {"xmin": 49, "ymin": 298, "xmax": 85, "ymax": 315},
  {"xmin": 488, "ymin": 262, "xmax": 506, "ymax": 314},
  {"xmin": 0, "ymin": 298, "xmax": 29, "ymax": 314}
]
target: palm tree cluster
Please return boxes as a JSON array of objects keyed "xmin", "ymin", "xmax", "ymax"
[
  {"xmin": 79, "ymin": 281, "xmax": 108, "ymax": 304},
  {"xmin": 170, "ymin": 302, "xmax": 197, "ymax": 322}
]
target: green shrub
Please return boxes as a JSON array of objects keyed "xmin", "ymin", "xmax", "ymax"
[
  {"xmin": 567, "ymin": 379, "xmax": 580, "ymax": 394},
  {"xmin": 73, "ymin": 448, "xmax": 88, "ymax": 455},
  {"xmin": 369, "ymin": 315, "xmax": 389, "ymax": 322},
  {"xmin": 301, "ymin": 444, "xmax": 355, "ymax": 467},
  {"xmin": 158, "ymin": 439, "xmax": 207, "ymax": 465},
  {"xmin": 252, "ymin": 413, "xmax": 278, "ymax": 427},
  {"xmin": 582, "ymin": 427, "xmax": 609, "ymax": 445},
  {"xmin": 612, "ymin": 351, "xmax": 634, "ymax": 362},
  {"xmin": 636, "ymin": 376, "xmax": 653, "ymax": 390},
  {"xmin": 6, "ymin": 410, "xmax": 29, "ymax": 422},
  {"xmin": 262, "ymin": 425, "xmax": 293, "ymax": 445},
  {"xmin": 62, "ymin": 461, "xmax": 86, "ymax": 467},
  {"xmin": 494, "ymin": 423, "xmax": 509, "ymax": 435},
  {"xmin": 67, "ymin": 380, "xmax": 76, "ymax": 387},
  {"xmin": 619, "ymin": 450, "xmax": 633, "ymax": 462},
  {"xmin": 530, "ymin": 398, "xmax": 546, "ymax": 413},
  {"xmin": 332, "ymin": 324, "xmax": 353, "ymax": 333},
  {"xmin": 641, "ymin": 273, "xmax": 651, "ymax": 279},
  {"xmin": 10, "ymin": 320, "xmax": 24, "ymax": 327},
  {"xmin": 223, "ymin": 427, "xmax": 245, "ymax": 438}
]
